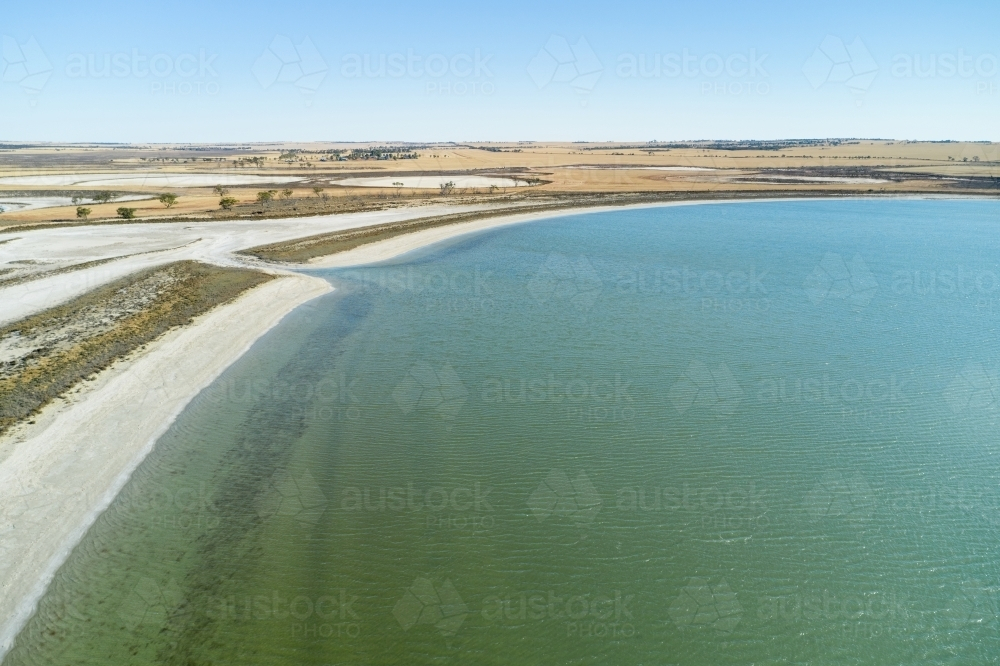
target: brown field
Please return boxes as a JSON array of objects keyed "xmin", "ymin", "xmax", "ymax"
[{"xmin": 0, "ymin": 140, "xmax": 997, "ymax": 230}]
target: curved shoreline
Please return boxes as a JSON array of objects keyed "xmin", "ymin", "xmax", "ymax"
[
  {"xmin": 0, "ymin": 273, "xmax": 332, "ymax": 659},
  {"xmin": 0, "ymin": 193, "xmax": 991, "ymax": 660},
  {"xmin": 302, "ymin": 194, "xmax": 977, "ymax": 269}
]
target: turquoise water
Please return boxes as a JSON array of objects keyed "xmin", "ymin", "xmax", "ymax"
[{"xmin": 8, "ymin": 199, "xmax": 1000, "ymax": 664}]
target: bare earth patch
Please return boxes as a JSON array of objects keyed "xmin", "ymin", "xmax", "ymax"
[{"xmin": 0, "ymin": 261, "xmax": 273, "ymax": 434}]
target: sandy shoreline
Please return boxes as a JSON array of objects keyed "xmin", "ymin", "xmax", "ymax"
[
  {"xmin": 0, "ymin": 200, "xmax": 619, "ymax": 657},
  {"xmin": 0, "ymin": 194, "xmax": 976, "ymax": 659},
  {"xmin": 0, "ymin": 273, "xmax": 331, "ymax": 658},
  {"xmin": 307, "ymin": 193, "xmax": 987, "ymax": 268},
  {"xmin": 303, "ymin": 197, "xmax": 832, "ymax": 268}
]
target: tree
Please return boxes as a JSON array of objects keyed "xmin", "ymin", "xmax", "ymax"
[
  {"xmin": 213, "ymin": 185, "xmax": 230, "ymax": 196},
  {"xmin": 256, "ymin": 190, "xmax": 276, "ymax": 205},
  {"xmin": 158, "ymin": 193, "xmax": 178, "ymax": 208},
  {"xmin": 117, "ymin": 207, "xmax": 137, "ymax": 219},
  {"xmin": 392, "ymin": 181, "xmax": 404, "ymax": 197},
  {"xmin": 439, "ymin": 181, "xmax": 455, "ymax": 195},
  {"xmin": 93, "ymin": 191, "xmax": 119, "ymax": 204},
  {"xmin": 280, "ymin": 188, "xmax": 293, "ymax": 200},
  {"xmin": 219, "ymin": 196, "xmax": 238, "ymax": 210},
  {"xmin": 76, "ymin": 206, "xmax": 91, "ymax": 220},
  {"xmin": 312, "ymin": 186, "xmax": 324, "ymax": 197}
]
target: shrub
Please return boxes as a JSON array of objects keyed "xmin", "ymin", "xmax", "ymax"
[{"xmin": 158, "ymin": 193, "xmax": 178, "ymax": 208}]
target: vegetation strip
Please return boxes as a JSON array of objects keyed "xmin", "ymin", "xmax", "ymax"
[
  {"xmin": 0, "ymin": 260, "xmax": 273, "ymax": 435},
  {"xmin": 237, "ymin": 189, "xmax": 912, "ymax": 263}
]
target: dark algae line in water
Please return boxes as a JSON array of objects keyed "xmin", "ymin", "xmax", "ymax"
[
  {"xmin": 9, "ymin": 200, "xmax": 1000, "ymax": 664},
  {"xmin": 5, "ymin": 289, "xmax": 373, "ymax": 665},
  {"xmin": 156, "ymin": 291, "xmax": 374, "ymax": 664}
]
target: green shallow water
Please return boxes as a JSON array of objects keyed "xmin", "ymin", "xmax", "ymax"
[{"xmin": 8, "ymin": 199, "xmax": 1000, "ymax": 664}]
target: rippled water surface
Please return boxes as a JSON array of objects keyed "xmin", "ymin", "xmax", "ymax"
[{"xmin": 9, "ymin": 200, "xmax": 1000, "ymax": 664}]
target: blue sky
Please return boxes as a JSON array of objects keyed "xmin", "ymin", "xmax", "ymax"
[{"xmin": 1, "ymin": 0, "xmax": 998, "ymax": 142}]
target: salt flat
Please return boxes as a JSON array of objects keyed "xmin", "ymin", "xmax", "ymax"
[
  {"xmin": 0, "ymin": 195, "xmax": 149, "ymax": 213},
  {"xmin": 332, "ymin": 175, "xmax": 524, "ymax": 189},
  {"xmin": 752, "ymin": 175, "xmax": 890, "ymax": 183},
  {"xmin": 565, "ymin": 165, "xmax": 718, "ymax": 171},
  {"xmin": 0, "ymin": 173, "xmax": 304, "ymax": 187},
  {"xmin": 0, "ymin": 203, "xmax": 489, "ymax": 326}
]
